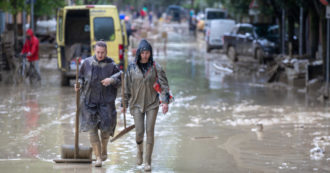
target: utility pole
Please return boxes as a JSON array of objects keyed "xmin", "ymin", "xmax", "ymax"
[
  {"xmin": 30, "ymin": 0, "xmax": 34, "ymax": 31},
  {"xmin": 299, "ymin": 7, "xmax": 303, "ymax": 56},
  {"xmin": 22, "ymin": 10, "xmax": 26, "ymax": 44},
  {"xmin": 12, "ymin": 0, "xmax": 18, "ymax": 52},
  {"xmin": 281, "ymin": 9, "xmax": 285, "ymax": 55},
  {"xmin": 326, "ymin": 6, "xmax": 330, "ymax": 97}
]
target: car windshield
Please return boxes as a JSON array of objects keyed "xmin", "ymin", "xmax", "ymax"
[
  {"xmin": 167, "ymin": 7, "xmax": 182, "ymax": 19},
  {"xmin": 207, "ymin": 11, "xmax": 225, "ymax": 20},
  {"xmin": 168, "ymin": 8, "xmax": 180, "ymax": 13},
  {"xmin": 254, "ymin": 24, "xmax": 279, "ymax": 40},
  {"xmin": 237, "ymin": 26, "xmax": 253, "ymax": 35}
]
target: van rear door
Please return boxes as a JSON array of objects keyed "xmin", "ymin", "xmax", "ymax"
[
  {"xmin": 89, "ymin": 7, "xmax": 122, "ymax": 64},
  {"xmin": 56, "ymin": 8, "xmax": 65, "ymax": 69}
]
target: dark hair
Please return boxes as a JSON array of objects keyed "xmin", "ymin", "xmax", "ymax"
[{"xmin": 94, "ymin": 40, "xmax": 107, "ymax": 49}]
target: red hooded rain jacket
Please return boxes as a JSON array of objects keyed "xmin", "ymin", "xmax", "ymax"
[{"xmin": 21, "ymin": 29, "xmax": 39, "ymax": 62}]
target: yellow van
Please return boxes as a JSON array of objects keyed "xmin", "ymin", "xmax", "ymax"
[{"xmin": 56, "ymin": 5, "xmax": 128, "ymax": 86}]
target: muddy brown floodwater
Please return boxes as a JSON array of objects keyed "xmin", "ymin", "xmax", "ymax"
[{"xmin": 0, "ymin": 23, "xmax": 329, "ymax": 173}]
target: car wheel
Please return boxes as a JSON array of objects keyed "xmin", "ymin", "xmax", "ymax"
[
  {"xmin": 206, "ymin": 44, "xmax": 211, "ymax": 53},
  {"xmin": 61, "ymin": 73, "xmax": 70, "ymax": 86},
  {"xmin": 255, "ymin": 48, "xmax": 264, "ymax": 64},
  {"xmin": 228, "ymin": 46, "xmax": 238, "ymax": 62}
]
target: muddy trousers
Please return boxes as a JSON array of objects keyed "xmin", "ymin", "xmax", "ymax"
[
  {"xmin": 89, "ymin": 127, "xmax": 111, "ymax": 165},
  {"xmin": 133, "ymin": 107, "xmax": 159, "ymax": 169},
  {"xmin": 29, "ymin": 60, "xmax": 41, "ymax": 81}
]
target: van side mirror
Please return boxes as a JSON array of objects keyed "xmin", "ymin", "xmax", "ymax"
[{"xmin": 84, "ymin": 25, "xmax": 90, "ymax": 32}]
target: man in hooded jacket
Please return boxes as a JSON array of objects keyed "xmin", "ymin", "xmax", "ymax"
[{"xmin": 21, "ymin": 29, "xmax": 41, "ymax": 81}]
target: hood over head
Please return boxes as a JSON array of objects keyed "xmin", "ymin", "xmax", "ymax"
[
  {"xmin": 135, "ymin": 39, "xmax": 153, "ymax": 64},
  {"xmin": 26, "ymin": 29, "xmax": 34, "ymax": 37}
]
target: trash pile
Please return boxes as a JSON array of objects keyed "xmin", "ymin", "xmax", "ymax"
[{"xmin": 262, "ymin": 55, "xmax": 324, "ymax": 96}]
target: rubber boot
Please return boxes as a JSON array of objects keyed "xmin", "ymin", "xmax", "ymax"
[
  {"xmin": 136, "ymin": 143, "xmax": 143, "ymax": 165},
  {"xmin": 92, "ymin": 142, "xmax": 102, "ymax": 167},
  {"xmin": 101, "ymin": 137, "xmax": 109, "ymax": 161},
  {"xmin": 144, "ymin": 143, "xmax": 153, "ymax": 171}
]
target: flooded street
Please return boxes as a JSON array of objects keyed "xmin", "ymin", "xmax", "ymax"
[{"xmin": 0, "ymin": 23, "xmax": 330, "ymax": 173}]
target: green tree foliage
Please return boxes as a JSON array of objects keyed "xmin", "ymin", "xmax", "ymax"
[
  {"xmin": 219, "ymin": 0, "xmax": 250, "ymax": 17},
  {"xmin": 0, "ymin": 0, "xmax": 26, "ymax": 15},
  {"xmin": 34, "ymin": 0, "xmax": 66, "ymax": 17},
  {"xmin": 218, "ymin": 0, "xmax": 325, "ymax": 22},
  {"xmin": 0, "ymin": 0, "xmax": 65, "ymax": 17}
]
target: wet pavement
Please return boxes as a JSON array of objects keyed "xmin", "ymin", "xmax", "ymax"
[{"xmin": 0, "ymin": 23, "xmax": 329, "ymax": 173}]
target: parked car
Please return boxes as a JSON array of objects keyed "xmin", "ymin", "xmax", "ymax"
[
  {"xmin": 165, "ymin": 5, "xmax": 187, "ymax": 23},
  {"xmin": 205, "ymin": 19, "xmax": 235, "ymax": 52},
  {"xmin": 56, "ymin": 5, "xmax": 128, "ymax": 86},
  {"xmin": 223, "ymin": 23, "xmax": 279, "ymax": 63},
  {"xmin": 265, "ymin": 25, "xmax": 299, "ymax": 54}
]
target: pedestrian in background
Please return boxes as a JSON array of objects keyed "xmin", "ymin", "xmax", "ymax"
[
  {"xmin": 123, "ymin": 39, "xmax": 171, "ymax": 171},
  {"xmin": 20, "ymin": 29, "xmax": 41, "ymax": 81},
  {"xmin": 148, "ymin": 11, "xmax": 153, "ymax": 25},
  {"xmin": 75, "ymin": 41, "xmax": 121, "ymax": 167}
]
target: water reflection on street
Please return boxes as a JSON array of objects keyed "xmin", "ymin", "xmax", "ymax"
[{"xmin": 0, "ymin": 23, "xmax": 329, "ymax": 172}]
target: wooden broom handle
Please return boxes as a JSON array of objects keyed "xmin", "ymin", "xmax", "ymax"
[
  {"xmin": 121, "ymin": 72, "xmax": 126, "ymax": 128},
  {"xmin": 74, "ymin": 57, "xmax": 80, "ymax": 158}
]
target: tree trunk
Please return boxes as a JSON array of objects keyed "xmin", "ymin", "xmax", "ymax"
[
  {"xmin": 13, "ymin": 13, "xmax": 18, "ymax": 52},
  {"xmin": 310, "ymin": 8, "xmax": 319, "ymax": 59},
  {"xmin": 302, "ymin": 10, "xmax": 308, "ymax": 55},
  {"xmin": 34, "ymin": 16, "xmax": 38, "ymax": 36},
  {"xmin": 288, "ymin": 14, "xmax": 295, "ymax": 55},
  {"xmin": 278, "ymin": 16, "xmax": 283, "ymax": 53},
  {"xmin": 280, "ymin": 9, "xmax": 286, "ymax": 55},
  {"xmin": 320, "ymin": 7, "xmax": 327, "ymax": 80},
  {"xmin": 12, "ymin": 0, "xmax": 18, "ymax": 52},
  {"xmin": 305, "ymin": 8, "xmax": 319, "ymax": 58},
  {"xmin": 305, "ymin": 13, "xmax": 310, "ymax": 56}
]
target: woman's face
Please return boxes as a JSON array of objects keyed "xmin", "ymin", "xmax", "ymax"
[{"xmin": 140, "ymin": 50, "xmax": 150, "ymax": 63}]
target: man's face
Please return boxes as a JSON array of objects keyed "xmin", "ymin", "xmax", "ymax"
[
  {"xmin": 95, "ymin": 46, "xmax": 107, "ymax": 61},
  {"xmin": 140, "ymin": 50, "xmax": 150, "ymax": 63},
  {"xmin": 26, "ymin": 35, "xmax": 31, "ymax": 40}
]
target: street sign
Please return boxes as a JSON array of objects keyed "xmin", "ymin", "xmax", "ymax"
[
  {"xmin": 320, "ymin": 0, "xmax": 329, "ymax": 6},
  {"xmin": 327, "ymin": 6, "xmax": 330, "ymax": 19},
  {"xmin": 249, "ymin": 9, "xmax": 260, "ymax": 15},
  {"xmin": 249, "ymin": 0, "xmax": 260, "ymax": 15},
  {"xmin": 249, "ymin": 0, "xmax": 259, "ymax": 9}
]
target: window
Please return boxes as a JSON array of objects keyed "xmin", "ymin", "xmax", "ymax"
[
  {"xmin": 237, "ymin": 27, "xmax": 253, "ymax": 35},
  {"xmin": 84, "ymin": 24, "xmax": 90, "ymax": 32},
  {"xmin": 94, "ymin": 17, "xmax": 115, "ymax": 41},
  {"xmin": 231, "ymin": 27, "xmax": 238, "ymax": 34},
  {"xmin": 207, "ymin": 11, "xmax": 225, "ymax": 20},
  {"xmin": 58, "ymin": 16, "xmax": 63, "ymax": 41}
]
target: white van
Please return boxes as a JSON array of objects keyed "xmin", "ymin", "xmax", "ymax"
[
  {"xmin": 205, "ymin": 8, "xmax": 226, "ymax": 20},
  {"xmin": 206, "ymin": 19, "xmax": 235, "ymax": 52},
  {"xmin": 204, "ymin": 8, "xmax": 226, "ymax": 33}
]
